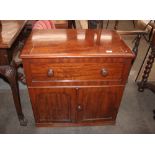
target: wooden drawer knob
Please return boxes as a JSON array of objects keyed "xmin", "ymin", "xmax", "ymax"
[
  {"xmin": 77, "ymin": 105, "xmax": 82, "ymax": 111},
  {"xmin": 47, "ymin": 69, "xmax": 54, "ymax": 77},
  {"xmin": 101, "ymin": 68, "xmax": 108, "ymax": 76}
]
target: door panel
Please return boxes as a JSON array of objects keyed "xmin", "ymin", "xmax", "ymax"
[
  {"xmin": 77, "ymin": 86, "xmax": 124, "ymax": 122},
  {"xmin": 29, "ymin": 88, "xmax": 76, "ymax": 123}
]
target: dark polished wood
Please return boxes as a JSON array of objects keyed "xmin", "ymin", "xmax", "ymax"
[
  {"xmin": 0, "ymin": 20, "xmax": 28, "ymax": 126},
  {"xmin": 21, "ymin": 29, "xmax": 134, "ymax": 58},
  {"xmin": 76, "ymin": 86, "xmax": 124, "ymax": 123},
  {"xmin": 29, "ymin": 88, "xmax": 77, "ymax": 123},
  {"xmin": 21, "ymin": 29, "xmax": 135, "ymax": 127}
]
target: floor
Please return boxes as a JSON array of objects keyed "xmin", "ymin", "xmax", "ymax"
[{"xmin": 0, "ymin": 20, "xmax": 155, "ymax": 134}]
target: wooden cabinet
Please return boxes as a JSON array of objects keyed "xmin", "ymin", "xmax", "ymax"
[
  {"xmin": 77, "ymin": 86, "xmax": 124, "ymax": 123},
  {"xmin": 29, "ymin": 86, "xmax": 124, "ymax": 126},
  {"xmin": 21, "ymin": 29, "xmax": 135, "ymax": 127},
  {"xmin": 29, "ymin": 88, "xmax": 76, "ymax": 124}
]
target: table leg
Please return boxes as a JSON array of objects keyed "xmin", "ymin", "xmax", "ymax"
[
  {"xmin": 106, "ymin": 20, "xmax": 109, "ymax": 29},
  {"xmin": 135, "ymin": 45, "xmax": 151, "ymax": 82},
  {"xmin": 68, "ymin": 20, "xmax": 76, "ymax": 29},
  {"xmin": 0, "ymin": 65, "xmax": 27, "ymax": 126},
  {"xmin": 138, "ymin": 47, "xmax": 155, "ymax": 92},
  {"xmin": 114, "ymin": 20, "xmax": 119, "ymax": 30},
  {"xmin": 132, "ymin": 34, "xmax": 142, "ymax": 56}
]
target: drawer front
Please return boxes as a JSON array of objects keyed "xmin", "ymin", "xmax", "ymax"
[{"xmin": 28, "ymin": 60, "xmax": 124, "ymax": 82}]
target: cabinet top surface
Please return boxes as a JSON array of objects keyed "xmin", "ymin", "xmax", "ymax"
[
  {"xmin": 21, "ymin": 29, "xmax": 135, "ymax": 58},
  {"xmin": 0, "ymin": 20, "xmax": 26, "ymax": 48}
]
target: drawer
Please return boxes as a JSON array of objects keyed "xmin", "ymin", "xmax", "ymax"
[{"xmin": 27, "ymin": 59, "xmax": 125, "ymax": 82}]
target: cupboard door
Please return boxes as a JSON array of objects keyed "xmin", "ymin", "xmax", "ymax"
[
  {"xmin": 77, "ymin": 86, "xmax": 124, "ymax": 122},
  {"xmin": 29, "ymin": 88, "xmax": 77, "ymax": 123}
]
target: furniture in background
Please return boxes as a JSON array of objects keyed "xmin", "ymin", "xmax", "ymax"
[
  {"xmin": 0, "ymin": 20, "xmax": 30, "ymax": 126},
  {"xmin": 32, "ymin": 20, "xmax": 76, "ymax": 30},
  {"xmin": 33, "ymin": 20, "xmax": 56, "ymax": 30},
  {"xmin": 68, "ymin": 20, "xmax": 76, "ymax": 29},
  {"xmin": 113, "ymin": 20, "xmax": 135, "ymax": 30},
  {"xmin": 88, "ymin": 20, "xmax": 104, "ymax": 29},
  {"xmin": 134, "ymin": 20, "xmax": 154, "ymax": 82},
  {"xmin": 80, "ymin": 20, "xmax": 149, "ymax": 58},
  {"xmin": 137, "ymin": 30, "xmax": 155, "ymax": 119},
  {"xmin": 117, "ymin": 21, "xmax": 150, "ymax": 57},
  {"xmin": 138, "ymin": 31, "xmax": 155, "ymax": 93},
  {"xmin": 21, "ymin": 29, "xmax": 134, "ymax": 127},
  {"xmin": 54, "ymin": 20, "xmax": 68, "ymax": 29},
  {"xmin": 117, "ymin": 30, "xmax": 148, "ymax": 58},
  {"xmin": 29, "ymin": 20, "xmax": 75, "ymax": 29},
  {"xmin": 147, "ymin": 20, "xmax": 155, "ymax": 42},
  {"xmin": 87, "ymin": 20, "xmax": 135, "ymax": 30}
]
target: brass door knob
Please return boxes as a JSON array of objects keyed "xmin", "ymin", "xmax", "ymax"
[
  {"xmin": 47, "ymin": 69, "xmax": 54, "ymax": 77},
  {"xmin": 101, "ymin": 68, "xmax": 108, "ymax": 76}
]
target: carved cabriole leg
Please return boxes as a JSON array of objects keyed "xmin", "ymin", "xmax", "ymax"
[
  {"xmin": 138, "ymin": 46, "xmax": 155, "ymax": 92},
  {"xmin": 11, "ymin": 51, "xmax": 26, "ymax": 85},
  {"xmin": 0, "ymin": 65, "xmax": 27, "ymax": 126}
]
